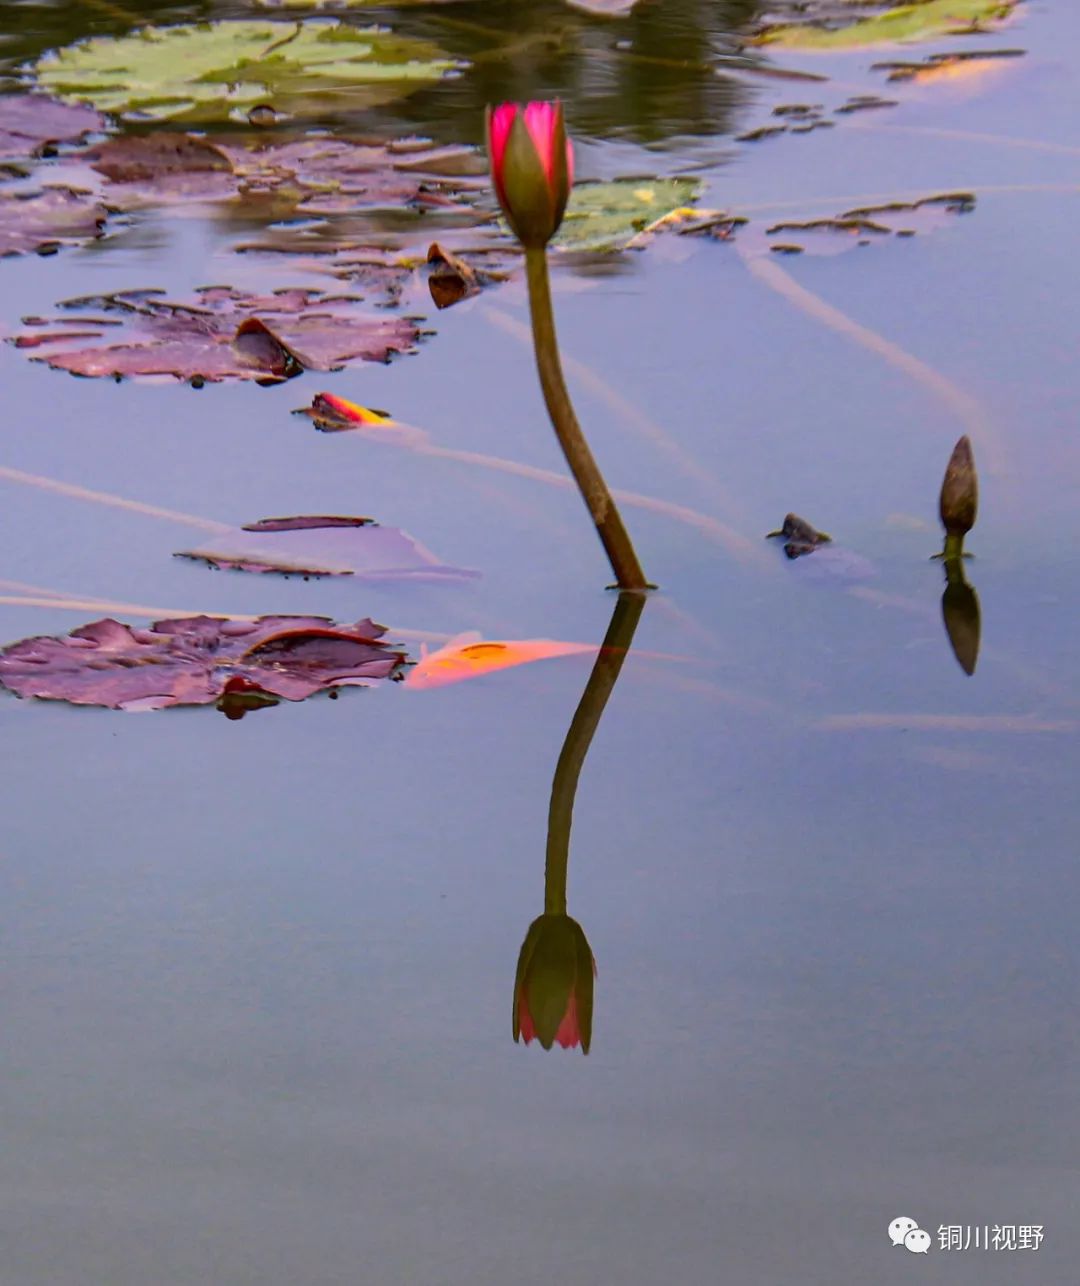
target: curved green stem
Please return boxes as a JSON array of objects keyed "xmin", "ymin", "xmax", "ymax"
[
  {"xmin": 524, "ymin": 246, "xmax": 652, "ymax": 591},
  {"xmin": 544, "ymin": 591, "xmax": 646, "ymax": 914}
]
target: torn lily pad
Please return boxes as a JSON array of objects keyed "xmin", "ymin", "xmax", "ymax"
[
  {"xmin": 0, "ymin": 187, "xmax": 108, "ymax": 256},
  {"xmin": 12, "ymin": 285, "xmax": 418, "ymax": 383},
  {"xmin": 0, "ymin": 614, "xmax": 405, "ymax": 710},
  {"xmin": 176, "ymin": 514, "xmax": 479, "ymax": 580},
  {"xmin": 31, "ymin": 19, "xmax": 464, "ymax": 122},
  {"xmin": 754, "ymin": 1, "xmax": 1019, "ymax": 51}
]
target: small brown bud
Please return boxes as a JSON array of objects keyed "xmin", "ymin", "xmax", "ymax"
[{"xmin": 939, "ymin": 435, "xmax": 978, "ymax": 538}]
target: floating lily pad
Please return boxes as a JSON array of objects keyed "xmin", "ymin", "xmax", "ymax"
[
  {"xmin": 0, "ymin": 614, "xmax": 405, "ymax": 710},
  {"xmin": 84, "ymin": 131, "xmax": 234, "ymax": 183},
  {"xmin": 754, "ymin": 1, "xmax": 1019, "ymax": 51},
  {"xmin": 32, "ymin": 20, "xmax": 463, "ymax": 122},
  {"xmin": 13, "ymin": 285, "xmax": 418, "ymax": 382},
  {"xmin": 554, "ymin": 178, "xmax": 702, "ymax": 251},
  {"xmin": 83, "ymin": 131, "xmax": 482, "ymax": 218},
  {"xmin": 176, "ymin": 514, "xmax": 479, "ymax": 579},
  {"xmin": 0, "ymin": 187, "xmax": 108, "ymax": 256},
  {"xmin": 0, "ymin": 93, "xmax": 106, "ymax": 164}
]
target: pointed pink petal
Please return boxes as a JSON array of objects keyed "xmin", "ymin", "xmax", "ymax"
[
  {"xmin": 517, "ymin": 988, "xmax": 536, "ymax": 1043},
  {"xmin": 523, "ymin": 101, "xmax": 557, "ymax": 185},
  {"xmin": 554, "ymin": 994, "xmax": 581, "ymax": 1048},
  {"xmin": 487, "ymin": 102, "xmax": 518, "ymax": 205}
]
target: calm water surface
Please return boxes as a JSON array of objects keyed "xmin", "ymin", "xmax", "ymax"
[{"xmin": 0, "ymin": 1, "xmax": 1077, "ymax": 1282}]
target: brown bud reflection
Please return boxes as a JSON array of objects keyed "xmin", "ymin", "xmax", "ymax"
[
  {"xmin": 512, "ymin": 591, "xmax": 645, "ymax": 1055},
  {"xmin": 941, "ymin": 557, "xmax": 981, "ymax": 676}
]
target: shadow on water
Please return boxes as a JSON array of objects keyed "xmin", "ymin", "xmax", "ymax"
[{"xmin": 513, "ymin": 589, "xmax": 644, "ymax": 1054}]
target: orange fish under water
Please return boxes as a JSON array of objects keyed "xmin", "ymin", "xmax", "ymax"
[{"xmin": 404, "ymin": 634, "xmax": 598, "ymax": 689}]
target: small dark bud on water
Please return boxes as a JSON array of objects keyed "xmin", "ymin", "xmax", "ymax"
[{"xmin": 939, "ymin": 435, "xmax": 978, "ymax": 537}]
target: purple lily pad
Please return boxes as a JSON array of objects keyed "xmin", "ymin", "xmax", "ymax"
[
  {"xmin": 0, "ymin": 614, "xmax": 405, "ymax": 711},
  {"xmin": 0, "ymin": 94, "xmax": 107, "ymax": 164},
  {"xmin": 0, "ymin": 187, "xmax": 108, "ymax": 257},
  {"xmin": 84, "ymin": 131, "xmax": 233, "ymax": 183},
  {"xmin": 81, "ymin": 132, "xmax": 484, "ymax": 216},
  {"xmin": 11, "ymin": 285, "xmax": 419, "ymax": 383},
  {"xmin": 175, "ymin": 514, "xmax": 479, "ymax": 580}
]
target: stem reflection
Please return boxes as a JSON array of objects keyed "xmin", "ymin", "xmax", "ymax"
[{"xmin": 513, "ymin": 591, "xmax": 646, "ymax": 1054}]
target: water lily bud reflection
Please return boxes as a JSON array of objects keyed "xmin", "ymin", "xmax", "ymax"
[
  {"xmin": 486, "ymin": 100, "xmax": 574, "ymax": 250},
  {"xmin": 513, "ymin": 914, "xmax": 595, "ymax": 1054},
  {"xmin": 942, "ymin": 558, "xmax": 981, "ymax": 676}
]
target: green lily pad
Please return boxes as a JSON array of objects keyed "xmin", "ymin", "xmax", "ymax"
[
  {"xmin": 755, "ymin": 0, "xmax": 1018, "ymax": 51},
  {"xmin": 31, "ymin": 19, "xmax": 463, "ymax": 122},
  {"xmin": 554, "ymin": 178, "xmax": 702, "ymax": 251}
]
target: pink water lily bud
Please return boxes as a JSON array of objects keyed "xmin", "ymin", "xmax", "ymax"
[
  {"xmin": 486, "ymin": 100, "xmax": 574, "ymax": 250},
  {"xmin": 512, "ymin": 913, "xmax": 595, "ymax": 1053}
]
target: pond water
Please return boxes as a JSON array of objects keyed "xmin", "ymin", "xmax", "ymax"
[{"xmin": 0, "ymin": 1, "xmax": 1077, "ymax": 1282}]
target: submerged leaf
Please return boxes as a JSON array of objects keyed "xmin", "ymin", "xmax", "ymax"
[
  {"xmin": 12, "ymin": 286, "xmax": 418, "ymax": 382},
  {"xmin": 32, "ymin": 20, "xmax": 464, "ymax": 122},
  {"xmin": 176, "ymin": 514, "xmax": 478, "ymax": 579},
  {"xmin": 754, "ymin": 0, "xmax": 1019, "ymax": 51},
  {"xmin": 405, "ymin": 637, "xmax": 598, "ymax": 689},
  {"xmin": 0, "ymin": 614, "xmax": 405, "ymax": 710}
]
